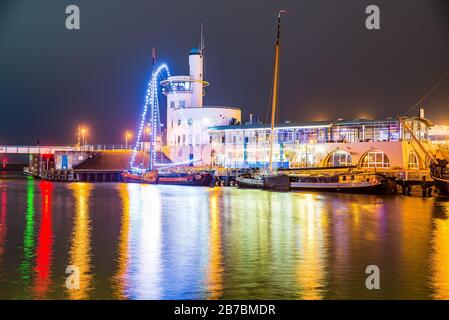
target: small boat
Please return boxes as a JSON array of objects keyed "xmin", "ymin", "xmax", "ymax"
[
  {"xmin": 430, "ymin": 158, "xmax": 449, "ymax": 196},
  {"xmin": 289, "ymin": 173, "xmax": 389, "ymax": 194},
  {"xmin": 157, "ymin": 172, "xmax": 213, "ymax": 186},
  {"xmin": 121, "ymin": 170, "xmax": 212, "ymax": 186},
  {"xmin": 121, "ymin": 170, "xmax": 158, "ymax": 184},
  {"xmin": 236, "ymin": 172, "xmax": 290, "ymax": 191},
  {"xmin": 236, "ymin": 174, "xmax": 265, "ymax": 189}
]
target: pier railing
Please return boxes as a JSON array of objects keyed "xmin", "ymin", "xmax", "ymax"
[{"xmin": 74, "ymin": 145, "xmax": 135, "ymax": 151}]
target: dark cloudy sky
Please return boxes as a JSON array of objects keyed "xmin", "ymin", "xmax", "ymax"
[{"xmin": 0, "ymin": 0, "xmax": 448, "ymax": 145}]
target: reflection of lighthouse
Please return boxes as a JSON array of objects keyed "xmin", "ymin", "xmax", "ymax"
[{"xmin": 162, "ymin": 39, "xmax": 241, "ymax": 166}]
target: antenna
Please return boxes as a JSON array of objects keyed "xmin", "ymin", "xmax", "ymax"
[
  {"xmin": 152, "ymin": 45, "xmax": 156, "ymax": 67},
  {"xmin": 200, "ymin": 22, "xmax": 206, "ymax": 81},
  {"xmin": 200, "ymin": 22, "xmax": 205, "ymax": 54}
]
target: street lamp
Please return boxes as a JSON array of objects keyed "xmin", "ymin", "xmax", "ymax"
[
  {"xmin": 125, "ymin": 131, "xmax": 132, "ymax": 150},
  {"xmin": 79, "ymin": 127, "xmax": 87, "ymax": 150}
]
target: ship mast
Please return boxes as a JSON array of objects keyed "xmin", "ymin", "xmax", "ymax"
[
  {"xmin": 268, "ymin": 11, "xmax": 285, "ymax": 173},
  {"xmin": 149, "ymin": 46, "xmax": 157, "ymax": 171}
]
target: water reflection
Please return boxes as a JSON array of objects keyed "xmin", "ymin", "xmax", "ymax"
[
  {"xmin": 67, "ymin": 183, "xmax": 93, "ymax": 299},
  {"xmin": 4, "ymin": 178, "xmax": 449, "ymax": 299},
  {"xmin": 33, "ymin": 181, "xmax": 54, "ymax": 299},
  {"xmin": 112, "ymin": 184, "xmax": 131, "ymax": 299},
  {"xmin": 0, "ymin": 182, "xmax": 7, "ymax": 276},
  {"xmin": 294, "ymin": 193, "xmax": 328, "ymax": 299},
  {"xmin": 130, "ymin": 184, "xmax": 162, "ymax": 299},
  {"xmin": 222, "ymin": 190, "xmax": 293, "ymax": 299},
  {"xmin": 430, "ymin": 199, "xmax": 449, "ymax": 299},
  {"xmin": 20, "ymin": 178, "xmax": 36, "ymax": 288},
  {"xmin": 113, "ymin": 184, "xmax": 163, "ymax": 299},
  {"xmin": 160, "ymin": 187, "xmax": 209, "ymax": 299},
  {"xmin": 205, "ymin": 190, "xmax": 223, "ymax": 299}
]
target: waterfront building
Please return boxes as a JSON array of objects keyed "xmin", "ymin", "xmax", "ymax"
[
  {"xmin": 429, "ymin": 125, "xmax": 449, "ymax": 146},
  {"xmin": 206, "ymin": 114, "xmax": 435, "ymax": 170},
  {"xmin": 158, "ymin": 43, "xmax": 436, "ymax": 171},
  {"xmin": 161, "ymin": 48, "xmax": 241, "ymax": 165}
]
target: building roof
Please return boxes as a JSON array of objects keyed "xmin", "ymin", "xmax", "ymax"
[
  {"xmin": 189, "ymin": 48, "xmax": 201, "ymax": 55},
  {"xmin": 332, "ymin": 117, "xmax": 399, "ymax": 126},
  {"xmin": 208, "ymin": 120, "xmax": 333, "ymax": 131},
  {"xmin": 207, "ymin": 116, "xmax": 436, "ymax": 132}
]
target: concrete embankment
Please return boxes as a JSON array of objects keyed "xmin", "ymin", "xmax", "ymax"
[{"xmin": 71, "ymin": 150, "xmax": 171, "ymax": 182}]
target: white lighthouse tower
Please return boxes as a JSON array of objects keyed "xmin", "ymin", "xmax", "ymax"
[
  {"xmin": 189, "ymin": 47, "xmax": 204, "ymax": 108},
  {"xmin": 161, "ymin": 35, "xmax": 241, "ymax": 166}
]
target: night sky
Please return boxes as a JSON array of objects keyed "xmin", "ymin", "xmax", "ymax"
[{"xmin": 0, "ymin": 0, "xmax": 448, "ymax": 145}]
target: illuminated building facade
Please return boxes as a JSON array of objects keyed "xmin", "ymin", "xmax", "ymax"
[
  {"xmin": 207, "ymin": 116, "xmax": 435, "ymax": 170},
  {"xmin": 162, "ymin": 48, "xmax": 241, "ymax": 165}
]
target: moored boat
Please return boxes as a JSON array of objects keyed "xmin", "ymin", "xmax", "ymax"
[
  {"xmin": 289, "ymin": 172, "xmax": 389, "ymax": 194},
  {"xmin": 235, "ymin": 11, "xmax": 291, "ymax": 191},
  {"xmin": 121, "ymin": 170, "xmax": 212, "ymax": 186},
  {"xmin": 236, "ymin": 172, "xmax": 290, "ymax": 191},
  {"xmin": 430, "ymin": 159, "xmax": 449, "ymax": 196},
  {"xmin": 235, "ymin": 175, "xmax": 265, "ymax": 189},
  {"xmin": 157, "ymin": 172, "xmax": 213, "ymax": 186},
  {"xmin": 121, "ymin": 170, "xmax": 158, "ymax": 184}
]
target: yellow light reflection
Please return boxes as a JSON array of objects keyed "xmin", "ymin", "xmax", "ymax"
[
  {"xmin": 112, "ymin": 183, "xmax": 131, "ymax": 299},
  {"xmin": 400, "ymin": 198, "xmax": 433, "ymax": 295},
  {"xmin": 430, "ymin": 201, "xmax": 449, "ymax": 299},
  {"xmin": 136, "ymin": 184, "xmax": 162, "ymax": 298},
  {"xmin": 295, "ymin": 193, "xmax": 328, "ymax": 300},
  {"xmin": 206, "ymin": 190, "xmax": 223, "ymax": 299},
  {"xmin": 68, "ymin": 183, "xmax": 93, "ymax": 300},
  {"xmin": 112, "ymin": 183, "xmax": 163, "ymax": 299}
]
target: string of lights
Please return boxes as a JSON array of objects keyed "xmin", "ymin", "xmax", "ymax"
[{"xmin": 130, "ymin": 64, "xmax": 171, "ymax": 170}]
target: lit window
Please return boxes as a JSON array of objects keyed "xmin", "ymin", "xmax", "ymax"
[
  {"xmin": 327, "ymin": 150, "xmax": 352, "ymax": 167},
  {"xmin": 408, "ymin": 152, "xmax": 419, "ymax": 169},
  {"xmin": 360, "ymin": 150, "xmax": 390, "ymax": 168}
]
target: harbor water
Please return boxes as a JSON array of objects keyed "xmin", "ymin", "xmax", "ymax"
[{"xmin": 1, "ymin": 174, "xmax": 449, "ymax": 299}]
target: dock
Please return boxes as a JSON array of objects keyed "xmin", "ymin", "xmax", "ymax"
[{"xmin": 19, "ymin": 147, "xmax": 439, "ymax": 196}]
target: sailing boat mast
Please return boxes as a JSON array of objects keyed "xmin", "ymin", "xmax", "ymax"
[
  {"xmin": 149, "ymin": 46, "xmax": 157, "ymax": 171},
  {"xmin": 268, "ymin": 11, "xmax": 285, "ymax": 173}
]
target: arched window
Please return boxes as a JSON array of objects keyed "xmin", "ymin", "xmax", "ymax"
[
  {"xmin": 408, "ymin": 152, "xmax": 419, "ymax": 169},
  {"xmin": 326, "ymin": 150, "xmax": 352, "ymax": 167},
  {"xmin": 360, "ymin": 150, "xmax": 390, "ymax": 168}
]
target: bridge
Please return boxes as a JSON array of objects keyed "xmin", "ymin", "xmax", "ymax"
[
  {"xmin": 0, "ymin": 145, "xmax": 75, "ymax": 154},
  {"xmin": 0, "ymin": 144, "xmax": 136, "ymax": 155}
]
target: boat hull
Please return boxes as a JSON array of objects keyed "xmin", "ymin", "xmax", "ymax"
[
  {"xmin": 122, "ymin": 171, "xmax": 212, "ymax": 186},
  {"xmin": 431, "ymin": 175, "xmax": 449, "ymax": 196},
  {"xmin": 157, "ymin": 173, "xmax": 213, "ymax": 186},
  {"xmin": 264, "ymin": 174, "xmax": 290, "ymax": 191},
  {"xmin": 289, "ymin": 173, "xmax": 389, "ymax": 194},
  {"xmin": 430, "ymin": 159, "xmax": 449, "ymax": 196},
  {"xmin": 235, "ymin": 177, "xmax": 265, "ymax": 189},
  {"xmin": 121, "ymin": 171, "xmax": 158, "ymax": 184},
  {"xmin": 289, "ymin": 181, "xmax": 388, "ymax": 194},
  {"xmin": 236, "ymin": 174, "xmax": 290, "ymax": 191}
]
